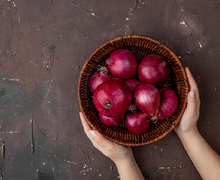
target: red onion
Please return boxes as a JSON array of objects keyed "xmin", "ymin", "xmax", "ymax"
[
  {"xmin": 98, "ymin": 112, "xmax": 124, "ymax": 127},
  {"xmin": 138, "ymin": 54, "xmax": 170, "ymax": 87},
  {"xmin": 106, "ymin": 49, "xmax": 138, "ymax": 79},
  {"xmin": 125, "ymin": 79, "xmax": 139, "ymax": 112},
  {"xmin": 128, "ymin": 103, "xmax": 138, "ymax": 112},
  {"xmin": 125, "ymin": 78, "xmax": 139, "ymax": 93},
  {"xmin": 134, "ymin": 83, "xmax": 160, "ymax": 116},
  {"xmin": 157, "ymin": 88, "xmax": 178, "ymax": 120},
  {"xmin": 126, "ymin": 111, "xmax": 150, "ymax": 134},
  {"xmin": 93, "ymin": 78, "xmax": 132, "ymax": 117},
  {"xmin": 89, "ymin": 67, "xmax": 113, "ymax": 93}
]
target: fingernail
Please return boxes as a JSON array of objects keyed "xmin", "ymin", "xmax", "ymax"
[
  {"xmin": 190, "ymin": 89, "xmax": 195, "ymax": 98},
  {"xmin": 90, "ymin": 130, "xmax": 97, "ymax": 137}
]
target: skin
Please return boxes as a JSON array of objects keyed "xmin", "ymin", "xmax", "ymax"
[
  {"xmin": 80, "ymin": 112, "xmax": 144, "ymax": 180},
  {"xmin": 79, "ymin": 67, "xmax": 220, "ymax": 180},
  {"xmin": 175, "ymin": 67, "xmax": 220, "ymax": 180}
]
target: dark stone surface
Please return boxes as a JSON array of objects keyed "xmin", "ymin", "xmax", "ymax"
[{"xmin": 0, "ymin": 0, "xmax": 219, "ymax": 179}]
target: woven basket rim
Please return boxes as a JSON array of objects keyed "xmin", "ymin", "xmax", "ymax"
[{"xmin": 78, "ymin": 35, "xmax": 188, "ymax": 146}]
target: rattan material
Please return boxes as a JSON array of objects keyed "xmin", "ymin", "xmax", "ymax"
[{"xmin": 78, "ymin": 35, "xmax": 188, "ymax": 146}]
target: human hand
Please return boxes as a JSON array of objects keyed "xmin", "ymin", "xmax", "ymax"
[
  {"xmin": 175, "ymin": 67, "xmax": 201, "ymax": 137},
  {"xmin": 79, "ymin": 112, "xmax": 134, "ymax": 164}
]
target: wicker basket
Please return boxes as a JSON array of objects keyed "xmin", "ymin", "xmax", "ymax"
[{"xmin": 78, "ymin": 35, "xmax": 188, "ymax": 146}]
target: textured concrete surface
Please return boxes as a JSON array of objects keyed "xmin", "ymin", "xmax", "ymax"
[{"xmin": 0, "ymin": 0, "xmax": 220, "ymax": 179}]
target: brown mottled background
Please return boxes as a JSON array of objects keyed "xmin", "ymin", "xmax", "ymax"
[{"xmin": 0, "ymin": 0, "xmax": 220, "ymax": 179}]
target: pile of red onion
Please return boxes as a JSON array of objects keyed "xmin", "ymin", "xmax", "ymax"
[{"xmin": 89, "ymin": 49, "xmax": 178, "ymax": 135}]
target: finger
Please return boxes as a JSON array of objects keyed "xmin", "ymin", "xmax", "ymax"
[
  {"xmin": 79, "ymin": 112, "xmax": 113, "ymax": 151},
  {"xmin": 79, "ymin": 112, "xmax": 100, "ymax": 145},
  {"xmin": 185, "ymin": 67, "xmax": 198, "ymax": 91},
  {"xmin": 185, "ymin": 89, "xmax": 197, "ymax": 115},
  {"xmin": 185, "ymin": 67, "xmax": 200, "ymax": 112},
  {"xmin": 79, "ymin": 112, "xmax": 92, "ymax": 133},
  {"xmin": 185, "ymin": 67, "xmax": 200, "ymax": 99},
  {"xmin": 89, "ymin": 130, "xmax": 114, "ymax": 151}
]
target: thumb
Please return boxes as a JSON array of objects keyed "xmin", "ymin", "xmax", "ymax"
[
  {"xmin": 185, "ymin": 89, "xmax": 197, "ymax": 114},
  {"xmin": 89, "ymin": 130, "xmax": 112, "ymax": 151}
]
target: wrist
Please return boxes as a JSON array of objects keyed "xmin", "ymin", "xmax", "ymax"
[
  {"xmin": 113, "ymin": 152, "xmax": 145, "ymax": 180},
  {"xmin": 175, "ymin": 124, "xmax": 198, "ymax": 137},
  {"xmin": 176, "ymin": 127, "xmax": 200, "ymax": 143},
  {"xmin": 113, "ymin": 151, "xmax": 136, "ymax": 168},
  {"xmin": 114, "ymin": 156, "xmax": 138, "ymax": 174},
  {"xmin": 111, "ymin": 147, "xmax": 134, "ymax": 165}
]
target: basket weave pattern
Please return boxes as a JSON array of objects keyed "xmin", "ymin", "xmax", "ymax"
[{"xmin": 78, "ymin": 35, "xmax": 188, "ymax": 146}]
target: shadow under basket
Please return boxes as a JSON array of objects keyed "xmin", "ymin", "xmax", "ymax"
[{"xmin": 78, "ymin": 35, "xmax": 189, "ymax": 146}]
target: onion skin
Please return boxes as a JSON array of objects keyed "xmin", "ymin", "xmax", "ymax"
[
  {"xmin": 93, "ymin": 78, "xmax": 132, "ymax": 117},
  {"xmin": 128, "ymin": 103, "xmax": 138, "ymax": 112},
  {"xmin": 125, "ymin": 78, "xmax": 139, "ymax": 93},
  {"xmin": 89, "ymin": 70, "xmax": 113, "ymax": 93},
  {"xmin": 134, "ymin": 83, "xmax": 161, "ymax": 116},
  {"xmin": 157, "ymin": 88, "xmax": 178, "ymax": 120},
  {"xmin": 98, "ymin": 113, "xmax": 124, "ymax": 127},
  {"xmin": 106, "ymin": 49, "xmax": 138, "ymax": 79},
  {"xmin": 126, "ymin": 111, "xmax": 150, "ymax": 135},
  {"xmin": 138, "ymin": 54, "xmax": 170, "ymax": 87}
]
